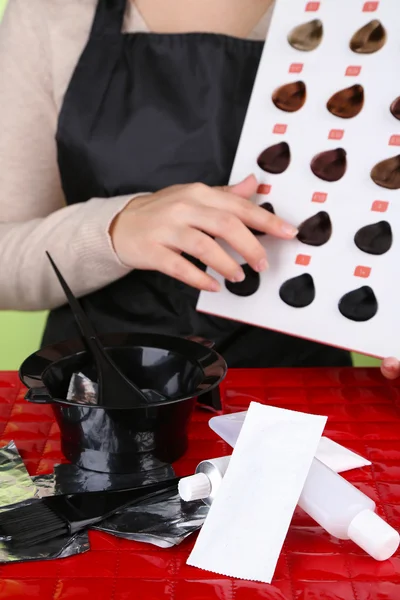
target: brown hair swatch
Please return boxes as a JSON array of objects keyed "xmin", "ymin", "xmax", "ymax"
[
  {"xmin": 311, "ymin": 149, "xmax": 347, "ymax": 182},
  {"xmin": 349, "ymin": 20, "xmax": 387, "ymax": 54},
  {"xmin": 297, "ymin": 211, "xmax": 332, "ymax": 247},
  {"xmin": 272, "ymin": 82, "xmax": 306, "ymax": 113},
  {"xmin": 327, "ymin": 85, "xmax": 364, "ymax": 119},
  {"xmin": 257, "ymin": 142, "xmax": 291, "ymax": 174},
  {"xmin": 287, "ymin": 19, "xmax": 323, "ymax": 52},
  {"xmin": 370, "ymin": 156, "xmax": 400, "ymax": 190}
]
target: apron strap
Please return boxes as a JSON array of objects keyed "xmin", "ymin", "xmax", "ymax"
[{"xmin": 90, "ymin": 0, "xmax": 127, "ymax": 37}]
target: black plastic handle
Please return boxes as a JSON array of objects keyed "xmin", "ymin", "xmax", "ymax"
[{"xmin": 25, "ymin": 386, "xmax": 54, "ymax": 404}]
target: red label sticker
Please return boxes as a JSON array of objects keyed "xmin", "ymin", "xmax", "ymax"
[
  {"xmin": 296, "ymin": 254, "xmax": 311, "ymax": 266},
  {"xmin": 346, "ymin": 66, "xmax": 362, "ymax": 76},
  {"xmin": 257, "ymin": 184, "xmax": 271, "ymax": 195},
  {"xmin": 329, "ymin": 129, "xmax": 344, "ymax": 140},
  {"xmin": 306, "ymin": 2, "xmax": 320, "ymax": 11},
  {"xmin": 354, "ymin": 266, "xmax": 371, "ymax": 279},
  {"xmin": 273, "ymin": 124, "xmax": 287, "ymax": 134},
  {"xmin": 289, "ymin": 63, "xmax": 304, "ymax": 74},
  {"xmin": 371, "ymin": 200, "xmax": 389, "ymax": 213},
  {"xmin": 389, "ymin": 135, "xmax": 400, "ymax": 146},
  {"xmin": 312, "ymin": 192, "xmax": 328, "ymax": 203},
  {"xmin": 363, "ymin": 1, "xmax": 378, "ymax": 11}
]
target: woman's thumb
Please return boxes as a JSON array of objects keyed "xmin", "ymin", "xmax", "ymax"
[{"xmin": 228, "ymin": 174, "xmax": 259, "ymax": 199}]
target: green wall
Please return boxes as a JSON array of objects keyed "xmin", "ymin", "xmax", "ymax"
[
  {"xmin": 0, "ymin": 0, "xmax": 48, "ymax": 369},
  {"xmin": 0, "ymin": 0, "xmax": 380, "ymax": 369}
]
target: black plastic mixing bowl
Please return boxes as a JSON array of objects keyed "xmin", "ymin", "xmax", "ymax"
[{"xmin": 19, "ymin": 333, "xmax": 226, "ymax": 474}]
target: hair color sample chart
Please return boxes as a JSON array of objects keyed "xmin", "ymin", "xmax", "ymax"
[{"xmin": 197, "ymin": 0, "xmax": 400, "ymax": 359}]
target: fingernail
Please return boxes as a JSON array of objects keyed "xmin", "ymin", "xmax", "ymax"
[
  {"xmin": 383, "ymin": 357, "xmax": 398, "ymax": 370},
  {"xmin": 256, "ymin": 258, "xmax": 268, "ymax": 272},
  {"xmin": 281, "ymin": 223, "xmax": 298, "ymax": 237},
  {"xmin": 231, "ymin": 269, "xmax": 245, "ymax": 283},
  {"xmin": 210, "ymin": 280, "xmax": 220, "ymax": 292}
]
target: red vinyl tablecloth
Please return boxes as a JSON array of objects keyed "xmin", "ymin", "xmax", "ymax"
[{"xmin": 0, "ymin": 367, "xmax": 400, "ymax": 600}]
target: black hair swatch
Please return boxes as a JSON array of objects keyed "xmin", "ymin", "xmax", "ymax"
[
  {"xmin": 354, "ymin": 221, "xmax": 392, "ymax": 255},
  {"xmin": 279, "ymin": 274, "xmax": 315, "ymax": 308},
  {"xmin": 225, "ymin": 264, "xmax": 260, "ymax": 297},
  {"xmin": 338, "ymin": 286, "xmax": 378, "ymax": 322}
]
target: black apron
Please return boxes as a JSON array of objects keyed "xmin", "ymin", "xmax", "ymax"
[{"xmin": 43, "ymin": 0, "xmax": 351, "ymax": 369}]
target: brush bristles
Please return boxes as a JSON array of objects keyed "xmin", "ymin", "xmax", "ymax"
[{"xmin": 0, "ymin": 501, "xmax": 68, "ymax": 547}]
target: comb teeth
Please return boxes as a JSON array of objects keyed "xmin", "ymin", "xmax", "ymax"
[{"xmin": 0, "ymin": 501, "xmax": 68, "ymax": 547}]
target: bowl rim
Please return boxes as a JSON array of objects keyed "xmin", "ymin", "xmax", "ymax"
[{"xmin": 19, "ymin": 332, "xmax": 227, "ymax": 409}]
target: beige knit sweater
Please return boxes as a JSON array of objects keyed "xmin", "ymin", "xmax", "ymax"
[{"xmin": 0, "ymin": 0, "xmax": 271, "ymax": 311}]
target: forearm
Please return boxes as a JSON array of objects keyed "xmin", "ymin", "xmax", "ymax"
[{"xmin": 0, "ymin": 196, "xmax": 133, "ymax": 311}]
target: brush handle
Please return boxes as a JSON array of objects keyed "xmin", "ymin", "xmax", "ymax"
[
  {"xmin": 46, "ymin": 252, "xmax": 103, "ymax": 351},
  {"xmin": 53, "ymin": 477, "xmax": 181, "ymax": 534},
  {"xmin": 46, "ymin": 252, "xmax": 149, "ymax": 406}
]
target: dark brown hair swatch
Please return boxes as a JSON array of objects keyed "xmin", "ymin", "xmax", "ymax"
[
  {"xmin": 257, "ymin": 142, "xmax": 291, "ymax": 174},
  {"xmin": 297, "ymin": 211, "xmax": 332, "ymax": 247},
  {"xmin": 390, "ymin": 97, "xmax": 400, "ymax": 121},
  {"xmin": 225, "ymin": 264, "xmax": 260, "ymax": 297},
  {"xmin": 349, "ymin": 20, "xmax": 387, "ymax": 54},
  {"xmin": 272, "ymin": 81, "xmax": 306, "ymax": 113},
  {"xmin": 279, "ymin": 274, "xmax": 315, "ymax": 308},
  {"xmin": 311, "ymin": 148, "xmax": 347, "ymax": 182},
  {"xmin": 327, "ymin": 85, "xmax": 364, "ymax": 119},
  {"xmin": 249, "ymin": 202, "xmax": 275, "ymax": 236},
  {"xmin": 370, "ymin": 156, "xmax": 400, "ymax": 190},
  {"xmin": 287, "ymin": 19, "xmax": 323, "ymax": 52},
  {"xmin": 354, "ymin": 221, "xmax": 392, "ymax": 255},
  {"xmin": 338, "ymin": 286, "xmax": 378, "ymax": 322}
]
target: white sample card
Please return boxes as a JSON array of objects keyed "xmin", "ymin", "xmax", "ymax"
[
  {"xmin": 187, "ymin": 402, "xmax": 327, "ymax": 583},
  {"xmin": 198, "ymin": 0, "xmax": 400, "ymax": 359}
]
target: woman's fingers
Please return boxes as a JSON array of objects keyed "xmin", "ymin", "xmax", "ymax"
[
  {"xmin": 381, "ymin": 357, "xmax": 400, "ymax": 380},
  {"xmin": 189, "ymin": 206, "xmax": 268, "ymax": 272},
  {"xmin": 226, "ymin": 174, "xmax": 259, "ymax": 199},
  {"xmin": 178, "ymin": 228, "xmax": 245, "ymax": 282},
  {"xmin": 152, "ymin": 246, "xmax": 220, "ymax": 292},
  {"xmin": 192, "ymin": 185, "xmax": 298, "ymax": 239}
]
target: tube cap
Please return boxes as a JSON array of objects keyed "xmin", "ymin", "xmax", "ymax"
[
  {"xmin": 178, "ymin": 473, "xmax": 211, "ymax": 502},
  {"xmin": 348, "ymin": 509, "xmax": 400, "ymax": 561}
]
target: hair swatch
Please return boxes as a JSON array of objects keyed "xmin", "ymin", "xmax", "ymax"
[
  {"xmin": 349, "ymin": 20, "xmax": 387, "ymax": 54},
  {"xmin": 354, "ymin": 221, "xmax": 392, "ymax": 255},
  {"xmin": 287, "ymin": 19, "xmax": 323, "ymax": 52},
  {"xmin": 327, "ymin": 85, "xmax": 364, "ymax": 119},
  {"xmin": 311, "ymin": 148, "xmax": 347, "ymax": 182},
  {"xmin": 279, "ymin": 274, "xmax": 316, "ymax": 308},
  {"xmin": 272, "ymin": 81, "xmax": 307, "ymax": 113},
  {"xmin": 390, "ymin": 97, "xmax": 400, "ymax": 121},
  {"xmin": 225, "ymin": 264, "xmax": 260, "ymax": 297},
  {"xmin": 370, "ymin": 156, "xmax": 400, "ymax": 190},
  {"xmin": 339, "ymin": 286, "xmax": 378, "ymax": 322},
  {"xmin": 297, "ymin": 211, "xmax": 332, "ymax": 246},
  {"xmin": 257, "ymin": 142, "xmax": 291, "ymax": 174}
]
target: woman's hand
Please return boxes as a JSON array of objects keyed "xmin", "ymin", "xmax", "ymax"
[
  {"xmin": 381, "ymin": 358, "xmax": 400, "ymax": 380},
  {"xmin": 110, "ymin": 175, "xmax": 298, "ymax": 291}
]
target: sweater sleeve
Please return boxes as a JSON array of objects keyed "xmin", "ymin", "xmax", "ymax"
[{"xmin": 0, "ymin": 0, "xmax": 134, "ymax": 311}]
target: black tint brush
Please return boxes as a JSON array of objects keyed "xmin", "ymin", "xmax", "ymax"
[
  {"xmin": 0, "ymin": 477, "xmax": 180, "ymax": 548},
  {"xmin": 46, "ymin": 252, "xmax": 150, "ymax": 407}
]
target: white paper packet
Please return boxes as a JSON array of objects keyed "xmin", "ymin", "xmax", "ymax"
[{"xmin": 187, "ymin": 402, "xmax": 327, "ymax": 583}]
